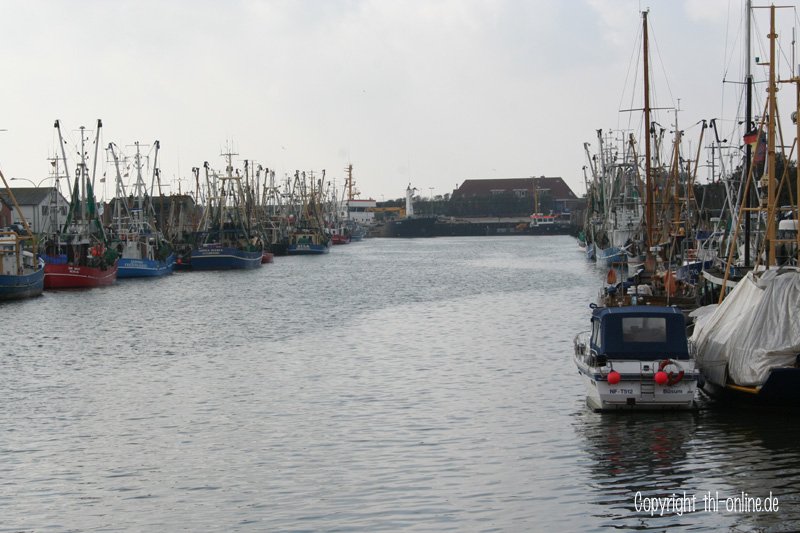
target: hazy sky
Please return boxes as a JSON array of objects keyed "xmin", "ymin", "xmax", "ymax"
[{"xmin": 0, "ymin": 0, "xmax": 797, "ymax": 201}]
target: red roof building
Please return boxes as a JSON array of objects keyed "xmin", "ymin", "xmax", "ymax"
[{"xmin": 452, "ymin": 177, "xmax": 579, "ymax": 212}]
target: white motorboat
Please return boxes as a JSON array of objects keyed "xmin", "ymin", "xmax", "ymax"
[{"xmin": 573, "ymin": 305, "xmax": 699, "ymax": 411}]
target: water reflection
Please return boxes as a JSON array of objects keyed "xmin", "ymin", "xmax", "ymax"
[{"xmin": 572, "ymin": 398, "xmax": 800, "ymax": 531}]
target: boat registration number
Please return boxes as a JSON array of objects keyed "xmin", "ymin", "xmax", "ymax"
[{"xmin": 609, "ymin": 388, "xmax": 634, "ymax": 395}]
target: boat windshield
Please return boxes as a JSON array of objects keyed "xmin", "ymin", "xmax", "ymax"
[{"xmin": 621, "ymin": 316, "xmax": 666, "ymax": 343}]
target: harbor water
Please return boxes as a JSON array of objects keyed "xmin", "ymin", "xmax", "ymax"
[{"xmin": 2, "ymin": 236, "xmax": 799, "ymax": 531}]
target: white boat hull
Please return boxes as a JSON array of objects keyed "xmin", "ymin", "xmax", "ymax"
[
  {"xmin": 577, "ymin": 366, "xmax": 697, "ymax": 411},
  {"xmin": 574, "ymin": 349, "xmax": 698, "ymax": 411}
]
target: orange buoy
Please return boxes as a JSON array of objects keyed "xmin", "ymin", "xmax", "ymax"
[{"xmin": 606, "ymin": 268, "xmax": 617, "ymax": 285}]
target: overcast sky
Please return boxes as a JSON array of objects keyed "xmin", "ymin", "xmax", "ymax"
[{"xmin": 1, "ymin": 0, "xmax": 797, "ymax": 201}]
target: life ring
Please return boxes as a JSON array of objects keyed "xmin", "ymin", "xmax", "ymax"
[{"xmin": 658, "ymin": 359, "xmax": 684, "ymax": 386}]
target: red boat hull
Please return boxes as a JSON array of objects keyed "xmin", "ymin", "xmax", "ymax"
[
  {"xmin": 261, "ymin": 252, "xmax": 274, "ymax": 264},
  {"xmin": 331, "ymin": 234, "xmax": 351, "ymax": 245},
  {"xmin": 44, "ymin": 262, "xmax": 118, "ymax": 289}
]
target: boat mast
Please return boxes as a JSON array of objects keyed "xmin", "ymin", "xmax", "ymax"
[
  {"xmin": 91, "ymin": 119, "xmax": 102, "ymax": 193},
  {"xmin": 744, "ymin": 0, "xmax": 753, "ymax": 266},
  {"xmin": 151, "ymin": 140, "xmax": 162, "ymax": 228},
  {"xmin": 107, "ymin": 143, "xmax": 128, "ymax": 236},
  {"xmin": 54, "ymin": 120, "xmax": 72, "ymax": 233},
  {"xmin": 796, "ymin": 56, "xmax": 800, "ymax": 265},
  {"xmin": 789, "ymin": 75, "xmax": 800, "ymax": 263},
  {"xmin": 151, "ymin": 140, "xmax": 161, "ymax": 199},
  {"xmin": 134, "ymin": 141, "xmax": 145, "ymax": 211},
  {"xmin": 765, "ymin": 5, "xmax": 778, "ymax": 266},
  {"xmin": 670, "ymin": 107, "xmax": 682, "ymax": 242},
  {"xmin": 54, "ymin": 120, "xmax": 71, "ymax": 186},
  {"xmin": 642, "ymin": 10, "xmax": 655, "ymax": 259},
  {"xmin": 347, "ymin": 164, "xmax": 354, "ymax": 201},
  {"xmin": 78, "ymin": 126, "xmax": 87, "ymax": 221}
]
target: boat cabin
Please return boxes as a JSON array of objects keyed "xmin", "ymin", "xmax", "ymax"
[{"xmin": 589, "ymin": 306, "xmax": 689, "ymax": 362}]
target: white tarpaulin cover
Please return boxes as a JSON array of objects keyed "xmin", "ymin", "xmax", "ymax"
[{"xmin": 690, "ymin": 268, "xmax": 800, "ymax": 387}]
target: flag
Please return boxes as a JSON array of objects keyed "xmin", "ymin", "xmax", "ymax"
[{"xmin": 754, "ymin": 132, "xmax": 767, "ymax": 163}]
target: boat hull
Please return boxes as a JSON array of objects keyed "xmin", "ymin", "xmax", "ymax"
[
  {"xmin": 287, "ymin": 243, "xmax": 330, "ymax": 255},
  {"xmin": 190, "ymin": 247, "xmax": 263, "ymax": 270},
  {"xmin": 0, "ymin": 268, "xmax": 45, "ymax": 300},
  {"xmin": 386, "ymin": 216, "xmax": 436, "ymax": 238},
  {"xmin": 576, "ymin": 362, "xmax": 698, "ymax": 411},
  {"xmin": 700, "ymin": 368, "xmax": 800, "ymax": 406},
  {"xmin": 117, "ymin": 254, "xmax": 176, "ymax": 278},
  {"xmin": 596, "ymin": 246, "xmax": 624, "ymax": 266},
  {"xmin": 585, "ymin": 243, "xmax": 596, "ymax": 261},
  {"xmin": 44, "ymin": 262, "xmax": 118, "ymax": 289}
]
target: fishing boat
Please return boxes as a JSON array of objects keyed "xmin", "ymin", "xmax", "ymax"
[
  {"xmin": 345, "ymin": 219, "xmax": 367, "ymax": 241},
  {"xmin": 584, "ymin": 130, "xmax": 643, "ymax": 267},
  {"xmin": 41, "ymin": 120, "xmax": 118, "ymax": 289},
  {"xmin": 330, "ymin": 229, "xmax": 351, "ymax": 245},
  {"xmin": 690, "ymin": 5, "xmax": 800, "ymax": 406},
  {"xmin": 108, "ymin": 141, "xmax": 175, "ymax": 278},
  {"xmin": 342, "ymin": 164, "xmax": 370, "ymax": 241},
  {"xmin": 573, "ymin": 305, "xmax": 699, "ymax": 411},
  {"xmin": 286, "ymin": 170, "xmax": 332, "ymax": 255},
  {"xmin": 0, "ymin": 169, "xmax": 44, "ymax": 300},
  {"xmin": 190, "ymin": 151, "xmax": 263, "ymax": 270},
  {"xmin": 288, "ymin": 231, "xmax": 331, "ymax": 255}
]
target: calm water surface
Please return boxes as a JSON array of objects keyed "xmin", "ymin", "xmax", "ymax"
[{"xmin": 2, "ymin": 236, "xmax": 799, "ymax": 532}]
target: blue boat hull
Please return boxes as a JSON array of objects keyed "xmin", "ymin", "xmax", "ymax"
[
  {"xmin": 190, "ymin": 247, "xmax": 263, "ymax": 270},
  {"xmin": 118, "ymin": 254, "xmax": 176, "ymax": 278},
  {"xmin": 0, "ymin": 268, "xmax": 45, "ymax": 300},
  {"xmin": 676, "ymin": 259, "xmax": 713, "ymax": 284},
  {"xmin": 597, "ymin": 246, "xmax": 624, "ymax": 266},
  {"xmin": 287, "ymin": 243, "xmax": 330, "ymax": 255}
]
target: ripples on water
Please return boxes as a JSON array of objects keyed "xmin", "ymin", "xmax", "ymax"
[{"xmin": 1, "ymin": 236, "xmax": 799, "ymax": 531}]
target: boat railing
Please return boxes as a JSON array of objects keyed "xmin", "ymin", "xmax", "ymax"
[{"xmin": 573, "ymin": 331, "xmax": 590, "ymax": 354}]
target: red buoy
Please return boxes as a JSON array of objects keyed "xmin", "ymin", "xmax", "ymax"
[
  {"xmin": 607, "ymin": 370, "xmax": 621, "ymax": 385},
  {"xmin": 654, "ymin": 371, "xmax": 668, "ymax": 385}
]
